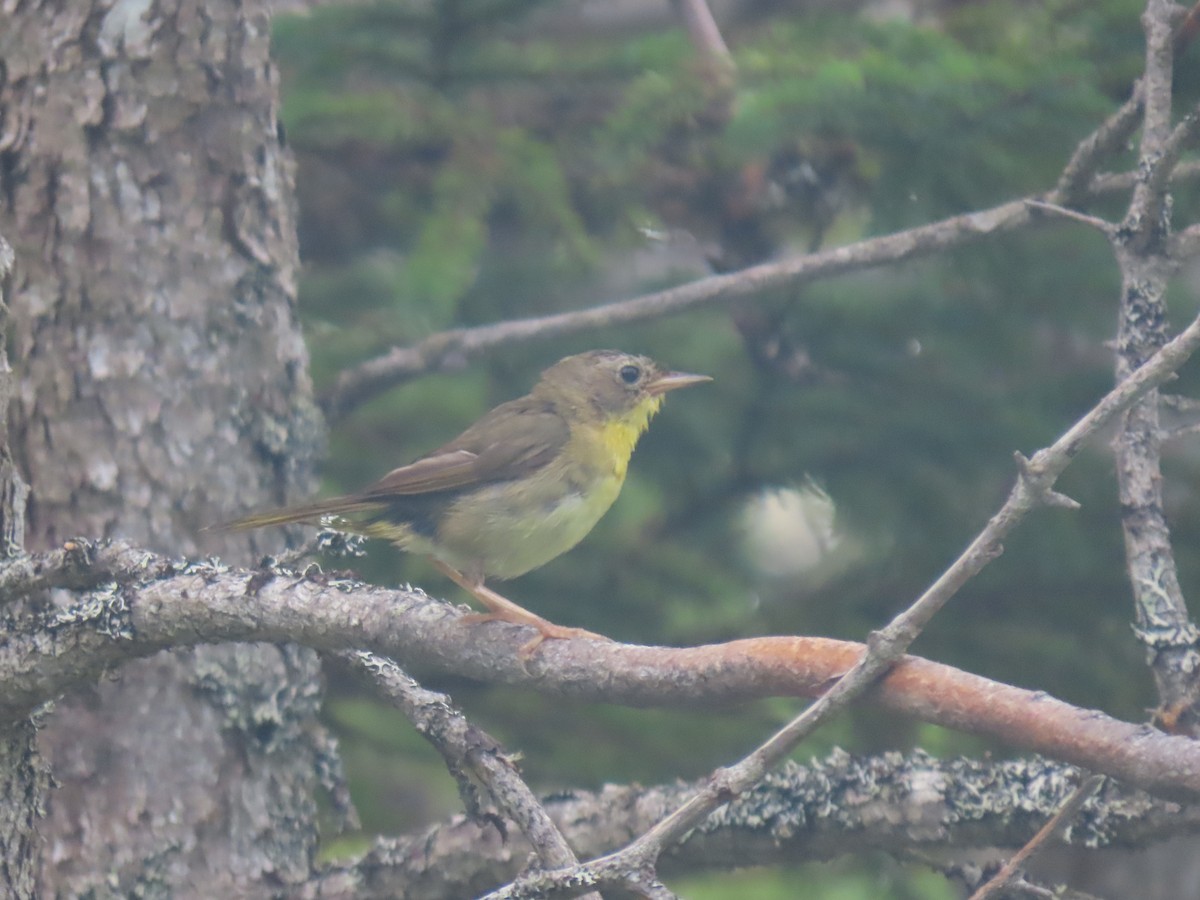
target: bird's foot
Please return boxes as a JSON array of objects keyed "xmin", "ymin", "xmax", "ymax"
[
  {"xmin": 432, "ymin": 560, "xmax": 610, "ymax": 657},
  {"xmin": 459, "ymin": 611, "xmax": 611, "ymax": 658}
]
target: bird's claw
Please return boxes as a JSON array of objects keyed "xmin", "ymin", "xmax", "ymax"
[{"xmin": 460, "ymin": 611, "xmax": 611, "ymax": 659}]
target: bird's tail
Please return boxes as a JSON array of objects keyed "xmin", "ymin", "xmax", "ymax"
[{"xmin": 215, "ymin": 495, "xmax": 381, "ymax": 532}]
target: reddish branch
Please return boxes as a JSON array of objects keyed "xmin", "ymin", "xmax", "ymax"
[{"xmin": 2, "ymin": 550, "xmax": 1199, "ymax": 802}]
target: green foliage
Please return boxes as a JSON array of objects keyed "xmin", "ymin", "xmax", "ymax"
[
  {"xmin": 322, "ymin": 694, "xmax": 461, "ymax": 832},
  {"xmin": 732, "ymin": 12, "xmax": 1116, "ymax": 223},
  {"xmin": 272, "ymin": 0, "xmax": 1197, "ymax": 893},
  {"xmin": 674, "ymin": 862, "xmax": 957, "ymax": 900}
]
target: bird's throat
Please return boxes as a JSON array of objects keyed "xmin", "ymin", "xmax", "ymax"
[{"xmin": 593, "ymin": 394, "xmax": 664, "ymax": 478}]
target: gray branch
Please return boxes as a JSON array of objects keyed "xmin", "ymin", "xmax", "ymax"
[
  {"xmin": 321, "ymin": 159, "xmax": 1200, "ymax": 422},
  {"xmin": 299, "ymin": 752, "xmax": 1200, "ymax": 899},
  {"xmin": 1110, "ymin": 0, "xmax": 1200, "ymax": 732},
  {"xmin": 336, "ymin": 650, "xmax": 602, "ymax": 900}
]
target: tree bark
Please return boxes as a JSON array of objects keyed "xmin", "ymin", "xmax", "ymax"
[
  {"xmin": 0, "ymin": 1, "xmax": 329, "ymax": 894},
  {"xmin": 0, "ymin": 235, "xmax": 46, "ymax": 899}
]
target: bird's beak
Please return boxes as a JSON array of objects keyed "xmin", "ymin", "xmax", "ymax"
[{"xmin": 646, "ymin": 371, "xmax": 713, "ymax": 396}]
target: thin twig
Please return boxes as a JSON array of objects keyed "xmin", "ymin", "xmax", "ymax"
[
  {"xmin": 1162, "ymin": 421, "xmax": 1200, "ymax": 441},
  {"xmin": 1023, "ymin": 199, "xmax": 1114, "ymax": 234},
  {"xmin": 908, "ymin": 849, "xmax": 1109, "ymax": 900},
  {"xmin": 1056, "ymin": 88, "xmax": 1145, "ymax": 202},
  {"xmin": 1089, "ymin": 157, "xmax": 1200, "ymax": 194},
  {"xmin": 1142, "ymin": 99, "xmax": 1200, "ymax": 205},
  {"xmin": 968, "ymin": 775, "xmax": 1106, "ymax": 900},
  {"xmin": 1158, "ymin": 393, "xmax": 1200, "ymax": 441},
  {"xmin": 321, "ymin": 154, "xmax": 1200, "ymax": 422},
  {"xmin": 319, "ymin": 196, "xmax": 1039, "ymax": 420}
]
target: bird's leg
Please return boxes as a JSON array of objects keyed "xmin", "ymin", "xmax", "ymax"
[{"xmin": 431, "ymin": 560, "xmax": 610, "ymax": 655}]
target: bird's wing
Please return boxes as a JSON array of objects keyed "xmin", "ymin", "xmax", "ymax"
[{"xmin": 361, "ymin": 397, "xmax": 569, "ymax": 498}]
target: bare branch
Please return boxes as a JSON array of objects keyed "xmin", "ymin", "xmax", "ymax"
[
  {"xmin": 1023, "ymin": 200, "xmax": 1114, "ymax": 235},
  {"xmin": 337, "ymin": 650, "xmax": 601, "ymax": 899},
  {"xmin": 1146, "ymin": 100, "xmax": 1200, "ymax": 199},
  {"xmin": 670, "ymin": 0, "xmax": 732, "ymax": 65},
  {"xmin": 1140, "ymin": 1, "xmax": 1176, "ymax": 146},
  {"xmin": 1055, "ymin": 0, "xmax": 1195, "ymax": 200},
  {"xmin": 1090, "ymin": 158, "xmax": 1200, "ymax": 194},
  {"xmin": 1120, "ymin": 1, "xmax": 1183, "ymax": 244},
  {"xmin": 320, "ymin": 197, "xmax": 1037, "ymax": 419},
  {"xmin": 1109, "ymin": 0, "xmax": 1200, "ymax": 734},
  {"xmin": 1056, "ymin": 93, "xmax": 1145, "ymax": 202},
  {"xmin": 320, "ymin": 151, "xmax": 1200, "ymax": 423}
]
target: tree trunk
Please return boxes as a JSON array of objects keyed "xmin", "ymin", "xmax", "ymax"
[
  {"xmin": 0, "ymin": 1, "xmax": 330, "ymax": 894},
  {"xmin": 0, "ymin": 236, "xmax": 46, "ymax": 899}
]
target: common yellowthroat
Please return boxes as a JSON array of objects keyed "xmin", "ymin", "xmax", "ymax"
[{"xmin": 224, "ymin": 350, "xmax": 710, "ymax": 649}]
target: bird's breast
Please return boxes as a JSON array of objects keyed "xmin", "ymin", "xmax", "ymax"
[
  {"xmin": 431, "ymin": 455, "xmax": 625, "ymax": 581},
  {"xmin": 422, "ymin": 409, "xmax": 660, "ymax": 581}
]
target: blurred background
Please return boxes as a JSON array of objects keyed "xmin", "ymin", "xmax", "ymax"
[{"xmin": 270, "ymin": 0, "xmax": 1200, "ymax": 895}]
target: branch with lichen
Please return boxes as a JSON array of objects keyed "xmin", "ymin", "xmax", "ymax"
[
  {"xmin": 301, "ymin": 751, "xmax": 1200, "ymax": 899},
  {"xmin": 1102, "ymin": 0, "xmax": 1200, "ymax": 735}
]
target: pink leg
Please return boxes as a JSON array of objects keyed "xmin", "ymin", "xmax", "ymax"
[{"xmin": 431, "ymin": 560, "xmax": 610, "ymax": 656}]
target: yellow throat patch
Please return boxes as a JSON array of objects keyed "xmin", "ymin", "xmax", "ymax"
[{"xmin": 596, "ymin": 393, "xmax": 664, "ymax": 478}]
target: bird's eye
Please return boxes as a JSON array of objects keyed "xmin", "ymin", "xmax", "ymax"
[{"xmin": 619, "ymin": 364, "xmax": 641, "ymax": 385}]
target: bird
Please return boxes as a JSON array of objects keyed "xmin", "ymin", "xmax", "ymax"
[{"xmin": 223, "ymin": 349, "xmax": 711, "ymax": 651}]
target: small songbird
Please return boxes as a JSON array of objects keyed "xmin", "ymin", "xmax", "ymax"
[{"xmin": 224, "ymin": 350, "xmax": 711, "ymax": 650}]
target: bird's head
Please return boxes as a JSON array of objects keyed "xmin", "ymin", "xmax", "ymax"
[{"xmin": 535, "ymin": 350, "xmax": 711, "ymax": 428}]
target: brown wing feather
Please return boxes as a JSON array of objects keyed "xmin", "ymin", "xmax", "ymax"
[
  {"xmin": 360, "ymin": 395, "xmax": 568, "ymax": 499},
  {"xmin": 362, "ymin": 449, "xmax": 481, "ymax": 495},
  {"xmin": 218, "ymin": 395, "xmax": 568, "ymax": 532},
  {"xmin": 217, "ymin": 494, "xmax": 387, "ymax": 531}
]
